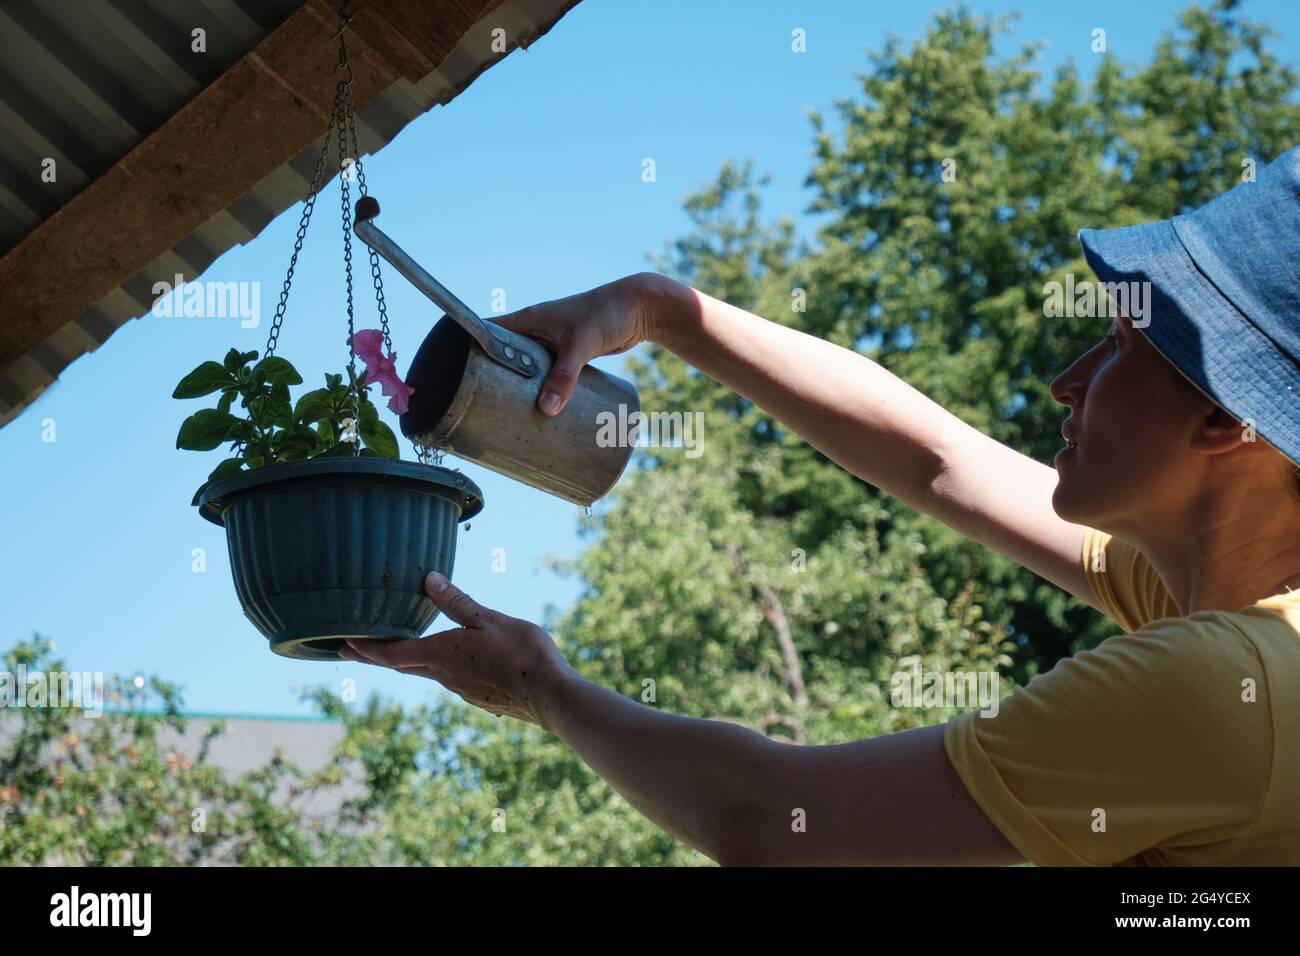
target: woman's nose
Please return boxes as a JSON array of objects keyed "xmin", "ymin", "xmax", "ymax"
[{"xmin": 1050, "ymin": 349, "xmax": 1093, "ymax": 409}]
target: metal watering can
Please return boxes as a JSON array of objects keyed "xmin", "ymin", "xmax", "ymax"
[{"xmin": 353, "ymin": 196, "xmax": 640, "ymax": 506}]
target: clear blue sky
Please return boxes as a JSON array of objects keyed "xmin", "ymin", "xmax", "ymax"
[{"xmin": 3, "ymin": 0, "xmax": 1297, "ymax": 716}]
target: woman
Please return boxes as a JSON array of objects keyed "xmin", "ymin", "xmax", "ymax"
[{"xmin": 342, "ymin": 147, "xmax": 1300, "ymax": 866}]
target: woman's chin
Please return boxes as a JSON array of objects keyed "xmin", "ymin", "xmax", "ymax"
[{"xmin": 1050, "ymin": 480, "xmax": 1084, "ymax": 524}]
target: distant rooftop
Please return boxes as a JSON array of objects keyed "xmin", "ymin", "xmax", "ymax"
[{"xmin": 0, "ymin": 709, "xmax": 364, "ymax": 824}]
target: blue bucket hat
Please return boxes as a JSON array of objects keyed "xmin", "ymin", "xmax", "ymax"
[{"xmin": 1078, "ymin": 146, "xmax": 1300, "ymax": 468}]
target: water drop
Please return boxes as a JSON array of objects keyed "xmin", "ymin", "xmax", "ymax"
[
  {"xmin": 464, "ymin": 522, "xmax": 471, "ymax": 531},
  {"xmin": 583, "ymin": 506, "xmax": 593, "ymax": 519}
]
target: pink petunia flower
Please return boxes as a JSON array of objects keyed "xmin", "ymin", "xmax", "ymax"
[{"xmin": 350, "ymin": 329, "xmax": 415, "ymax": 415}]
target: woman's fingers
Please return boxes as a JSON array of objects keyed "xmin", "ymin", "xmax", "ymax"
[
  {"xmin": 496, "ymin": 320, "xmax": 599, "ymax": 416},
  {"xmin": 339, "ymin": 586, "xmax": 561, "ymax": 728},
  {"xmin": 341, "ymin": 636, "xmax": 443, "ymax": 670},
  {"xmin": 492, "ymin": 305, "xmax": 551, "ymax": 342},
  {"xmin": 424, "ymin": 572, "xmax": 498, "ymax": 627},
  {"xmin": 537, "ymin": 346, "xmax": 589, "ymax": 416},
  {"xmin": 491, "ymin": 275, "xmax": 662, "ymax": 417},
  {"xmin": 341, "ymin": 636, "xmax": 520, "ymax": 719}
]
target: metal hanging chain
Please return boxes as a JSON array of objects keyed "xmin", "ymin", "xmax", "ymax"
[
  {"xmin": 264, "ymin": 106, "xmax": 335, "ymax": 360},
  {"xmin": 263, "ymin": 8, "xmax": 397, "ymax": 462},
  {"xmin": 336, "ymin": 77, "xmax": 361, "ymax": 454},
  {"xmin": 416, "ymin": 444, "xmax": 444, "ymax": 467},
  {"xmin": 264, "ymin": 7, "xmax": 357, "ymax": 361},
  {"xmin": 343, "ymin": 76, "xmax": 394, "ymax": 357}
]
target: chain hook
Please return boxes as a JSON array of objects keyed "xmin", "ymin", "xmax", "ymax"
[
  {"xmin": 333, "ymin": 8, "xmax": 355, "ymax": 83},
  {"xmin": 333, "ymin": 6, "xmax": 356, "ymax": 40}
]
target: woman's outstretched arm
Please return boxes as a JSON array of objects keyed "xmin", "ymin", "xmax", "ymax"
[
  {"xmin": 496, "ymin": 273, "xmax": 1098, "ymax": 609},
  {"xmin": 342, "ymin": 573, "xmax": 1023, "ymax": 866}
]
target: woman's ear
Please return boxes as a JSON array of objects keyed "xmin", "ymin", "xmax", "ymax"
[
  {"xmin": 1190, "ymin": 403, "xmax": 1248, "ymax": 455},
  {"xmin": 1192, "ymin": 404, "xmax": 1254, "ymax": 456}
]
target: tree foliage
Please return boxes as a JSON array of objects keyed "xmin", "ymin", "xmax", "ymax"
[{"xmin": 6, "ymin": 1, "xmax": 1297, "ymax": 865}]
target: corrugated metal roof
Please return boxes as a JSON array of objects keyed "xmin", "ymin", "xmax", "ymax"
[{"xmin": 0, "ymin": 0, "xmax": 579, "ymax": 426}]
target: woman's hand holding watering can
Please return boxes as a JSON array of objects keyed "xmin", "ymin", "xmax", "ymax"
[{"xmin": 493, "ymin": 273, "xmax": 678, "ymax": 416}]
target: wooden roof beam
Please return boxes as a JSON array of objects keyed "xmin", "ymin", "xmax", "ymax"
[{"xmin": 0, "ymin": 0, "xmax": 516, "ymax": 372}]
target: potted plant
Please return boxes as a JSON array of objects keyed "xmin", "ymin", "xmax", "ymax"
[
  {"xmin": 174, "ymin": 340, "xmax": 483, "ymax": 662},
  {"xmin": 169, "ymin": 23, "xmax": 486, "ymax": 661}
]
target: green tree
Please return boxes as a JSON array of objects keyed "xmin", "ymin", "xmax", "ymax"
[
  {"xmin": 1, "ymin": 637, "xmax": 704, "ymax": 866},
  {"xmin": 495, "ymin": 0, "xmax": 1299, "ymax": 859},
  {"xmin": 0, "ymin": 637, "xmax": 327, "ymax": 865},
  {"xmin": 4, "ymin": 1, "xmax": 1297, "ymax": 866}
]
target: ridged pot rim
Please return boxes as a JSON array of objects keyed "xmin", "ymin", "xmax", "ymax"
[{"xmin": 197, "ymin": 456, "xmax": 485, "ymax": 527}]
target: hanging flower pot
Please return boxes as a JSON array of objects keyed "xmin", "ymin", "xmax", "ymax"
[
  {"xmin": 175, "ymin": 351, "xmax": 485, "ymax": 661},
  {"xmin": 197, "ymin": 455, "xmax": 482, "ymax": 661},
  {"xmin": 172, "ymin": 16, "xmax": 483, "ymax": 661}
]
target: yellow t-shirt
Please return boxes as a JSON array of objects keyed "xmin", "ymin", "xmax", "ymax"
[{"xmin": 943, "ymin": 527, "xmax": 1300, "ymax": 865}]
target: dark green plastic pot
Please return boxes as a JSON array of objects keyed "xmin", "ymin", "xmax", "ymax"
[{"xmin": 198, "ymin": 457, "xmax": 484, "ymax": 662}]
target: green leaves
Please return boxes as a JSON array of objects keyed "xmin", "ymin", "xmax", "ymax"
[
  {"xmin": 272, "ymin": 425, "xmax": 324, "ymax": 462},
  {"xmin": 0, "ymin": 634, "xmax": 707, "ymax": 867},
  {"xmin": 253, "ymin": 356, "xmax": 303, "ymax": 387},
  {"xmin": 0, "ymin": 635, "xmax": 331, "ymax": 866},
  {"xmin": 173, "ymin": 349, "xmax": 404, "ymax": 501},
  {"xmin": 189, "ymin": 456, "xmax": 244, "ymax": 506},
  {"xmin": 290, "ymin": 375, "xmax": 399, "ymax": 460},
  {"xmin": 32, "ymin": 6, "xmax": 1299, "ymax": 870},
  {"xmin": 223, "ymin": 347, "xmax": 257, "ymax": 373},
  {"xmin": 357, "ymin": 393, "xmax": 399, "ymax": 460},
  {"xmin": 633, "ymin": 1, "xmax": 1300, "ymax": 703},
  {"xmin": 207, "ymin": 457, "xmax": 243, "ymax": 482},
  {"xmin": 359, "ymin": 418, "xmax": 398, "ymax": 460},
  {"xmin": 292, "ymin": 389, "xmax": 331, "ymax": 427},
  {"xmin": 176, "ymin": 409, "xmax": 240, "ymax": 451},
  {"xmin": 172, "ymin": 361, "xmax": 234, "ymax": 399}
]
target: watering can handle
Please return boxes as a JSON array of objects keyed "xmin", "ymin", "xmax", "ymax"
[{"xmin": 352, "ymin": 197, "xmax": 537, "ymax": 379}]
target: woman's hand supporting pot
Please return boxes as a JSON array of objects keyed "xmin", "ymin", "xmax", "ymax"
[{"xmin": 341, "ymin": 573, "xmax": 573, "ymax": 726}]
